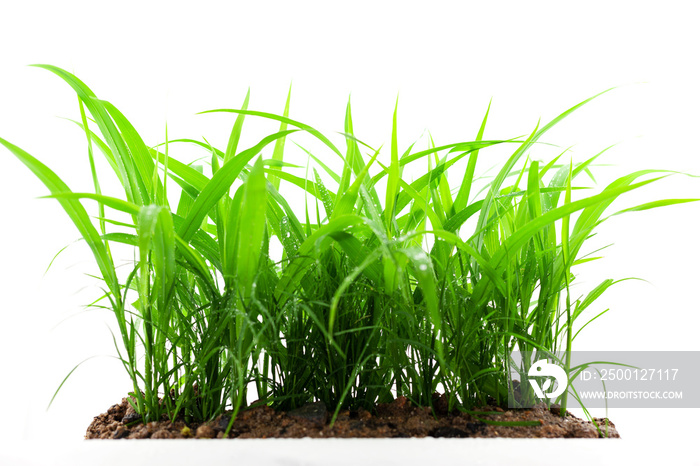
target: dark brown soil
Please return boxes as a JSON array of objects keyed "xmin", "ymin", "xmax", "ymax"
[{"xmin": 85, "ymin": 394, "xmax": 619, "ymax": 439}]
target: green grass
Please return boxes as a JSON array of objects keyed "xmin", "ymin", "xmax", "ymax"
[{"xmin": 2, "ymin": 65, "xmax": 696, "ymax": 428}]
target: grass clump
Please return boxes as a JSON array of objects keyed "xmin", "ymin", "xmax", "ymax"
[{"xmin": 2, "ymin": 65, "xmax": 696, "ymax": 429}]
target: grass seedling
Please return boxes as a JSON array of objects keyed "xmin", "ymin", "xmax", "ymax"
[{"xmin": 2, "ymin": 65, "xmax": 696, "ymax": 427}]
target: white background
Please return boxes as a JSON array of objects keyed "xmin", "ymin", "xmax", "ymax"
[{"xmin": 1, "ymin": 0, "xmax": 699, "ymax": 454}]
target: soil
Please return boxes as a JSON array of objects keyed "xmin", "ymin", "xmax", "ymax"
[{"xmin": 85, "ymin": 394, "xmax": 619, "ymax": 439}]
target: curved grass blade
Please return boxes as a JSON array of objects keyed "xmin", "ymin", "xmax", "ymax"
[
  {"xmin": 474, "ymin": 88, "xmax": 615, "ymax": 254},
  {"xmin": 47, "ymin": 355, "xmax": 111, "ymax": 410},
  {"xmin": 101, "ymin": 100, "xmax": 160, "ymax": 205},
  {"xmin": 0, "ymin": 137, "xmax": 121, "ymax": 301},
  {"xmin": 32, "ymin": 65, "xmax": 147, "ymax": 205},
  {"xmin": 178, "ymin": 129, "xmax": 298, "ymax": 242},
  {"xmin": 200, "ymin": 108, "xmax": 344, "ymax": 162},
  {"xmin": 41, "ymin": 192, "xmax": 140, "ymax": 215}
]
